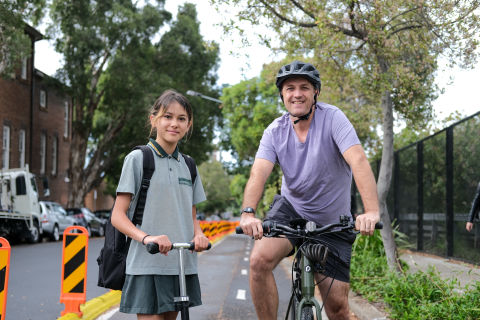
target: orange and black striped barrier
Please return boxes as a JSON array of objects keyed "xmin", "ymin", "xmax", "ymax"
[
  {"xmin": 199, "ymin": 220, "xmax": 240, "ymax": 242},
  {"xmin": 60, "ymin": 226, "xmax": 89, "ymax": 317},
  {"xmin": 0, "ymin": 238, "xmax": 11, "ymax": 320}
]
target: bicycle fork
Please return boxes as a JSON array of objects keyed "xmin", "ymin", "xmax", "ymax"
[{"xmin": 297, "ymin": 255, "xmax": 323, "ymax": 320}]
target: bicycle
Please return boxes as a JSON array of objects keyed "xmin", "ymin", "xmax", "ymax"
[
  {"xmin": 146, "ymin": 241, "xmax": 211, "ymax": 320},
  {"xmin": 236, "ymin": 215, "xmax": 382, "ymax": 320}
]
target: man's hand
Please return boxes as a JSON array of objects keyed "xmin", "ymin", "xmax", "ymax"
[
  {"xmin": 240, "ymin": 213, "xmax": 264, "ymax": 240},
  {"xmin": 355, "ymin": 211, "xmax": 380, "ymax": 236},
  {"xmin": 466, "ymin": 222, "xmax": 474, "ymax": 232}
]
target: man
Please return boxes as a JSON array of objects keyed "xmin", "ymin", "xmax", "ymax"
[
  {"xmin": 239, "ymin": 60, "xmax": 380, "ymax": 320},
  {"xmin": 466, "ymin": 182, "xmax": 480, "ymax": 232}
]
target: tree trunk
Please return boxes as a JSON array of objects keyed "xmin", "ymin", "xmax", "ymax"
[{"xmin": 377, "ymin": 88, "xmax": 401, "ymax": 272}]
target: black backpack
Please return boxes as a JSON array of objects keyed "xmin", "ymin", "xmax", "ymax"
[{"xmin": 97, "ymin": 145, "xmax": 197, "ymax": 290}]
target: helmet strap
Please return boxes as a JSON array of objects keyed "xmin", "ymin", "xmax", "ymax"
[{"xmin": 293, "ymin": 94, "xmax": 317, "ymax": 125}]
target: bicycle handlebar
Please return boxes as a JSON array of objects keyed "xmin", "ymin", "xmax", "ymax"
[
  {"xmin": 235, "ymin": 217, "xmax": 383, "ymax": 236},
  {"xmin": 146, "ymin": 241, "xmax": 212, "ymax": 254}
]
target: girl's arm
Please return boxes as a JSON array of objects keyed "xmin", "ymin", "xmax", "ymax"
[
  {"xmin": 111, "ymin": 192, "xmax": 171, "ymax": 254},
  {"xmin": 191, "ymin": 205, "xmax": 209, "ymax": 252}
]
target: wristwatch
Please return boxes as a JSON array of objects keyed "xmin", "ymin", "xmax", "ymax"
[{"xmin": 241, "ymin": 207, "xmax": 256, "ymax": 215}]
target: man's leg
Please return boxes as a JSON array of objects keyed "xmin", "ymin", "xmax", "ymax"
[
  {"xmin": 315, "ymin": 274, "xmax": 350, "ymax": 320},
  {"xmin": 249, "ymin": 237, "xmax": 293, "ymax": 320}
]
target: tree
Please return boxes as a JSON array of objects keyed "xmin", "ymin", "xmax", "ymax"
[
  {"xmin": 0, "ymin": 0, "xmax": 45, "ymax": 76},
  {"xmin": 212, "ymin": 0, "xmax": 480, "ymax": 271},
  {"xmin": 196, "ymin": 160, "xmax": 232, "ymax": 215},
  {"xmin": 46, "ymin": 1, "xmax": 221, "ymax": 206}
]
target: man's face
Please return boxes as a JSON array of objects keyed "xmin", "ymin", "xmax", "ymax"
[{"xmin": 281, "ymin": 77, "xmax": 317, "ymax": 118}]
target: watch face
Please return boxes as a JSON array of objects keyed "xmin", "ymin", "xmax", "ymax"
[{"xmin": 243, "ymin": 207, "xmax": 255, "ymax": 214}]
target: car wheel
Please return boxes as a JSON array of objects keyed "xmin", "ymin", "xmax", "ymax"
[
  {"xmin": 51, "ymin": 225, "xmax": 60, "ymax": 241},
  {"xmin": 86, "ymin": 225, "xmax": 92, "ymax": 237},
  {"xmin": 98, "ymin": 225, "xmax": 105, "ymax": 237},
  {"xmin": 26, "ymin": 220, "xmax": 41, "ymax": 243}
]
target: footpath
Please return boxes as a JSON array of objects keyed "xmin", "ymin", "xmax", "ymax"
[{"xmin": 347, "ymin": 250, "xmax": 480, "ymax": 320}]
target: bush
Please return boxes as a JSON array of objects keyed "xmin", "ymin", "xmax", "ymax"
[{"xmin": 350, "ymin": 230, "xmax": 480, "ymax": 319}]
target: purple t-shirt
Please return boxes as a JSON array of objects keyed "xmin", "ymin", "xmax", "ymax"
[{"xmin": 256, "ymin": 102, "xmax": 360, "ymax": 226}]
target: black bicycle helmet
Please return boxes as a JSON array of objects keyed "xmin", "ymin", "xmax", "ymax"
[{"xmin": 275, "ymin": 60, "xmax": 321, "ymax": 92}]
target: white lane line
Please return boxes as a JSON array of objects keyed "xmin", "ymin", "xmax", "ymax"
[
  {"xmin": 97, "ymin": 307, "xmax": 119, "ymax": 320},
  {"xmin": 245, "ymin": 250, "xmax": 250, "ymax": 255},
  {"xmin": 236, "ymin": 289, "xmax": 246, "ymax": 300},
  {"xmin": 241, "ymin": 269, "xmax": 248, "ymax": 275},
  {"xmin": 244, "ymin": 257, "xmax": 249, "ymax": 262}
]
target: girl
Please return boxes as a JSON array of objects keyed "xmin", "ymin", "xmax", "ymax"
[{"xmin": 111, "ymin": 89, "xmax": 210, "ymax": 320}]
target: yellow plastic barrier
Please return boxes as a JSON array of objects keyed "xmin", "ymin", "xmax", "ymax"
[
  {"xmin": 60, "ymin": 226, "xmax": 89, "ymax": 317},
  {"xmin": 0, "ymin": 238, "xmax": 11, "ymax": 320}
]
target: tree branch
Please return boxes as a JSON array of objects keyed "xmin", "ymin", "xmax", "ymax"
[
  {"xmin": 381, "ymin": 7, "xmax": 421, "ymax": 30},
  {"xmin": 257, "ymin": 0, "xmax": 317, "ymax": 28},
  {"xmin": 289, "ymin": 0, "xmax": 315, "ymax": 20}
]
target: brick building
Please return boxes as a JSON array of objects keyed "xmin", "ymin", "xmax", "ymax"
[{"xmin": 1, "ymin": 25, "xmax": 113, "ymax": 210}]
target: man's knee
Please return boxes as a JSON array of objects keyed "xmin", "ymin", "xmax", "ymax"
[{"xmin": 249, "ymin": 238, "xmax": 292, "ymax": 275}]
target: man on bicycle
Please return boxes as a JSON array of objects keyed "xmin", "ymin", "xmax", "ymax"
[{"xmin": 239, "ymin": 60, "xmax": 380, "ymax": 320}]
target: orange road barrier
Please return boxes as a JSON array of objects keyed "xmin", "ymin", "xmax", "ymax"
[
  {"xmin": 0, "ymin": 238, "xmax": 11, "ymax": 320},
  {"xmin": 60, "ymin": 226, "xmax": 89, "ymax": 317},
  {"xmin": 200, "ymin": 221, "xmax": 240, "ymax": 242}
]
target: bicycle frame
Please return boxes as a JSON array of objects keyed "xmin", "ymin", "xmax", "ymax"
[{"xmin": 296, "ymin": 253, "xmax": 323, "ymax": 319}]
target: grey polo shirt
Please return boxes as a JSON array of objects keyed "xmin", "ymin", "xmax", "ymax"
[{"xmin": 116, "ymin": 140, "xmax": 206, "ymax": 275}]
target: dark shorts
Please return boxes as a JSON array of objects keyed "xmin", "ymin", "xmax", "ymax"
[
  {"xmin": 264, "ymin": 195, "xmax": 357, "ymax": 283},
  {"xmin": 120, "ymin": 274, "xmax": 202, "ymax": 314}
]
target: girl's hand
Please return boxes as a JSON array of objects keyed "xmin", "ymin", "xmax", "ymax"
[
  {"xmin": 192, "ymin": 233, "xmax": 209, "ymax": 252},
  {"xmin": 147, "ymin": 235, "xmax": 172, "ymax": 255}
]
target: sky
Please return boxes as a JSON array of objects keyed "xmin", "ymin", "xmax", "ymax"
[{"xmin": 34, "ymin": 1, "xmax": 480, "ymax": 121}]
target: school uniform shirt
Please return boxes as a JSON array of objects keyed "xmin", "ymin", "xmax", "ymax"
[{"xmin": 116, "ymin": 140, "xmax": 206, "ymax": 275}]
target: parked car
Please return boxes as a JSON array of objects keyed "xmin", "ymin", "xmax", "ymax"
[
  {"xmin": 66, "ymin": 207, "xmax": 104, "ymax": 237},
  {"xmin": 39, "ymin": 201, "xmax": 76, "ymax": 241},
  {"xmin": 94, "ymin": 209, "xmax": 110, "ymax": 232}
]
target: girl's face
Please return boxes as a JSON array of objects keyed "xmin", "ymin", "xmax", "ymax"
[{"xmin": 150, "ymin": 101, "xmax": 191, "ymax": 149}]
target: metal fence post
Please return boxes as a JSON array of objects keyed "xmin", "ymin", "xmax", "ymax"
[
  {"xmin": 417, "ymin": 142, "xmax": 424, "ymax": 251},
  {"xmin": 446, "ymin": 127, "xmax": 454, "ymax": 257}
]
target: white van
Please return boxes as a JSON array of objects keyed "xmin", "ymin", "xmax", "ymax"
[{"xmin": 0, "ymin": 165, "xmax": 44, "ymax": 243}]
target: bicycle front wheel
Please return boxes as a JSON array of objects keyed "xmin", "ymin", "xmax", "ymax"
[{"xmin": 300, "ymin": 306, "xmax": 314, "ymax": 320}]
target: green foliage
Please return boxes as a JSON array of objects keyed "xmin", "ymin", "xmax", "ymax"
[
  {"xmin": 0, "ymin": 0, "xmax": 45, "ymax": 76},
  {"xmin": 350, "ymin": 228, "xmax": 480, "ymax": 319},
  {"xmin": 229, "ymin": 174, "xmax": 248, "ymax": 212},
  {"xmin": 196, "ymin": 160, "xmax": 232, "ymax": 215},
  {"xmin": 43, "ymin": 1, "xmax": 221, "ymax": 203},
  {"xmin": 221, "ymin": 74, "xmax": 281, "ymax": 162}
]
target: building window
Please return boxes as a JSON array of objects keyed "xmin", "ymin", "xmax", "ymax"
[
  {"xmin": 64, "ymin": 101, "xmax": 69, "ymax": 138},
  {"xmin": 51, "ymin": 135, "xmax": 57, "ymax": 175},
  {"xmin": 2, "ymin": 126, "xmax": 10, "ymax": 169},
  {"xmin": 19, "ymin": 129, "xmax": 25, "ymax": 168},
  {"xmin": 40, "ymin": 89, "xmax": 47, "ymax": 108},
  {"xmin": 40, "ymin": 133, "xmax": 46, "ymax": 175},
  {"xmin": 21, "ymin": 57, "xmax": 28, "ymax": 80}
]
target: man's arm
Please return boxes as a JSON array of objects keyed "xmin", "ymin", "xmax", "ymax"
[
  {"xmin": 240, "ymin": 158, "xmax": 275, "ymax": 239},
  {"xmin": 343, "ymin": 144, "xmax": 379, "ymax": 235}
]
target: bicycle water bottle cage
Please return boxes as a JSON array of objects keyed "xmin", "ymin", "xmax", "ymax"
[{"xmin": 300, "ymin": 243, "xmax": 329, "ymax": 268}]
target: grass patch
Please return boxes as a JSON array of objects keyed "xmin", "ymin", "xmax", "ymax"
[{"xmin": 350, "ymin": 230, "xmax": 480, "ymax": 320}]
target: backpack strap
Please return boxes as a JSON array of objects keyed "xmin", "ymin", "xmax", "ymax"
[
  {"xmin": 132, "ymin": 145, "xmax": 155, "ymax": 226},
  {"xmin": 181, "ymin": 153, "xmax": 197, "ymax": 184}
]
